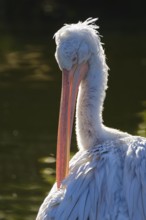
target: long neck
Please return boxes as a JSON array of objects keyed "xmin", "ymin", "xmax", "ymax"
[{"xmin": 76, "ymin": 46, "xmax": 108, "ymax": 150}]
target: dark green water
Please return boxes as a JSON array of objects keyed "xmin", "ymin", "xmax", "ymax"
[{"xmin": 0, "ymin": 21, "xmax": 146, "ymax": 219}]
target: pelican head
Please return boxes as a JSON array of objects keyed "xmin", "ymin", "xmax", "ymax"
[
  {"xmin": 54, "ymin": 18, "xmax": 104, "ymax": 188},
  {"xmin": 54, "ymin": 18, "xmax": 100, "ymax": 70}
]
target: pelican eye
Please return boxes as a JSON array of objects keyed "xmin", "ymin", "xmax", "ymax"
[{"xmin": 72, "ymin": 56, "xmax": 77, "ymax": 63}]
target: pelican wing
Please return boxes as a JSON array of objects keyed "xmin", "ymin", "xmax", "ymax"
[
  {"xmin": 123, "ymin": 136, "xmax": 146, "ymax": 220},
  {"xmin": 36, "ymin": 136, "xmax": 146, "ymax": 220}
]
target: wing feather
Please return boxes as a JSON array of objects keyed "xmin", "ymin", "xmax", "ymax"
[
  {"xmin": 55, "ymin": 155, "xmax": 94, "ymax": 219},
  {"xmin": 36, "ymin": 136, "xmax": 146, "ymax": 220},
  {"xmin": 124, "ymin": 137, "xmax": 146, "ymax": 220},
  {"xmin": 78, "ymin": 187, "xmax": 89, "ymax": 220}
]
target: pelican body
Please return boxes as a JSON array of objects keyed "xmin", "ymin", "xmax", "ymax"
[{"xmin": 36, "ymin": 18, "xmax": 146, "ymax": 220}]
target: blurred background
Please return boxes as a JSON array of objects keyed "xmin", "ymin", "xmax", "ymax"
[{"xmin": 0, "ymin": 0, "xmax": 146, "ymax": 219}]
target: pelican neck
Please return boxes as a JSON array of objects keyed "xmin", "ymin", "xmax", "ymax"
[{"xmin": 75, "ymin": 50, "xmax": 108, "ymax": 150}]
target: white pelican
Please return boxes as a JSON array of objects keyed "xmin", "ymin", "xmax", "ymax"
[{"xmin": 36, "ymin": 18, "xmax": 146, "ymax": 220}]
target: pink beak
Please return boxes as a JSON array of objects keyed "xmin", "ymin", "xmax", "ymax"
[{"xmin": 56, "ymin": 62, "xmax": 88, "ymax": 188}]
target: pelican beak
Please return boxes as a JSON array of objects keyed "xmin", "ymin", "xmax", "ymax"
[{"xmin": 56, "ymin": 62, "xmax": 88, "ymax": 188}]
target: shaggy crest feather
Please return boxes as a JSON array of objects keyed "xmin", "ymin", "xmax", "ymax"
[{"xmin": 54, "ymin": 18, "xmax": 99, "ymax": 46}]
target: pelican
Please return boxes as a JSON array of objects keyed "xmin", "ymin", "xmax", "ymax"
[{"xmin": 36, "ymin": 18, "xmax": 146, "ymax": 220}]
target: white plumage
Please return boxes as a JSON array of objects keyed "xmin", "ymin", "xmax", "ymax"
[{"xmin": 36, "ymin": 18, "xmax": 146, "ymax": 220}]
